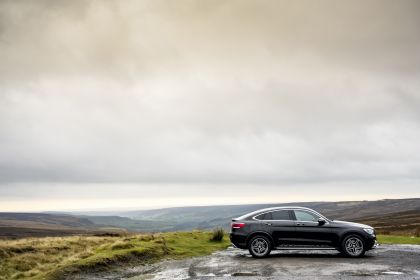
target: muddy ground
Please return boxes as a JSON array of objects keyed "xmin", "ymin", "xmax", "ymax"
[{"xmin": 70, "ymin": 244, "xmax": 420, "ymax": 280}]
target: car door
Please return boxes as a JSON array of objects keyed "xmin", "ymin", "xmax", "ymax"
[
  {"xmin": 292, "ymin": 210, "xmax": 334, "ymax": 246},
  {"xmin": 260, "ymin": 210, "xmax": 295, "ymax": 246}
]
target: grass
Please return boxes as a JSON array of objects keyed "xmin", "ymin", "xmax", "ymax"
[
  {"xmin": 377, "ymin": 234, "xmax": 420, "ymax": 245},
  {"xmin": 210, "ymin": 228, "xmax": 224, "ymax": 242},
  {"xmin": 1, "ymin": 232, "xmax": 418, "ymax": 280},
  {"xmin": 0, "ymin": 231, "xmax": 230, "ymax": 280}
]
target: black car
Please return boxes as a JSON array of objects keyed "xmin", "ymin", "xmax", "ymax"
[{"xmin": 230, "ymin": 206, "xmax": 377, "ymax": 258}]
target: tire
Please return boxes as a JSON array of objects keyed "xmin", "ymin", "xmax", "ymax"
[
  {"xmin": 248, "ymin": 235, "xmax": 272, "ymax": 258},
  {"xmin": 341, "ymin": 234, "xmax": 366, "ymax": 257}
]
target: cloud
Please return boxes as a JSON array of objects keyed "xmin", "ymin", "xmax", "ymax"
[
  {"xmin": 1, "ymin": 0, "xmax": 420, "ymax": 81},
  {"xmin": 0, "ymin": 0, "xmax": 419, "ymax": 208}
]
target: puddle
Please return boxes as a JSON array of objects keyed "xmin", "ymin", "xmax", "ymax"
[
  {"xmin": 196, "ymin": 273, "xmax": 216, "ymax": 277},
  {"xmin": 126, "ymin": 268, "xmax": 189, "ymax": 280},
  {"xmin": 382, "ymin": 271, "xmax": 404, "ymax": 275},
  {"xmin": 231, "ymin": 272, "xmax": 259, "ymax": 276},
  {"xmin": 91, "ymin": 245, "xmax": 419, "ymax": 280}
]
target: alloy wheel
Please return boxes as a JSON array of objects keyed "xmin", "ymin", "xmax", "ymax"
[
  {"xmin": 344, "ymin": 236, "xmax": 364, "ymax": 256},
  {"xmin": 250, "ymin": 237, "xmax": 269, "ymax": 256}
]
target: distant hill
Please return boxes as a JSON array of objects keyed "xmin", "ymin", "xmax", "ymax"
[
  {"xmin": 0, "ymin": 213, "xmax": 94, "ymax": 227},
  {"xmin": 0, "ymin": 213, "xmax": 123, "ymax": 238},
  {"xmin": 116, "ymin": 198, "xmax": 420, "ymax": 234},
  {"xmin": 1, "ymin": 198, "xmax": 419, "ymax": 237},
  {"xmin": 120, "ymin": 198, "xmax": 420, "ymax": 221},
  {"xmin": 79, "ymin": 215, "xmax": 173, "ymax": 232}
]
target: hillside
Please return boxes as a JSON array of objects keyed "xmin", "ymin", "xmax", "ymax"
[
  {"xmin": 1, "ymin": 198, "xmax": 419, "ymax": 237},
  {"xmin": 80, "ymin": 215, "xmax": 172, "ymax": 232},
  {"xmin": 0, "ymin": 213, "xmax": 122, "ymax": 238},
  {"xmin": 0, "ymin": 231, "xmax": 229, "ymax": 280},
  {"xmin": 116, "ymin": 198, "xmax": 420, "ymax": 233},
  {"xmin": 120, "ymin": 198, "xmax": 420, "ymax": 220},
  {"xmin": 0, "ymin": 213, "xmax": 94, "ymax": 227}
]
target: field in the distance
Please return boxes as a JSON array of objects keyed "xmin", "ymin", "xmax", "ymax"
[
  {"xmin": 377, "ymin": 234, "xmax": 420, "ymax": 245},
  {"xmin": 0, "ymin": 213, "xmax": 125, "ymax": 238},
  {"xmin": 0, "ymin": 231, "xmax": 230, "ymax": 280}
]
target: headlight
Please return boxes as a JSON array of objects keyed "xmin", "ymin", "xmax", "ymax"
[{"xmin": 363, "ymin": 228, "xmax": 375, "ymax": 235}]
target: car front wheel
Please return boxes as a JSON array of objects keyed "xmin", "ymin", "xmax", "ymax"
[
  {"xmin": 341, "ymin": 235, "xmax": 366, "ymax": 257},
  {"xmin": 248, "ymin": 235, "xmax": 272, "ymax": 258}
]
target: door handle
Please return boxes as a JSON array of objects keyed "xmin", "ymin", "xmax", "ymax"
[
  {"xmin": 264, "ymin": 223, "xmax": 272, "ymax": 226},
  {"xmin": 296, "ymin": 223, "xmax": 305, "ymax": 226}
]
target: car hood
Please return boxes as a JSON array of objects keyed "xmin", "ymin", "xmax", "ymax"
[{"xmin": 331, "ymin": 220, "xmax": 373, "ymax": 229}]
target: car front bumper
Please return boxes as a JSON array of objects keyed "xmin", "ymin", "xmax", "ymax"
[{"xmin": 365, "ymin": 235, "xmax": 378, "ymax": 250}]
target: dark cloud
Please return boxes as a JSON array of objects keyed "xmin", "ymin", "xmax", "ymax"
[{"xmin": 0, "ymin": 0, "xmax": 419, "ymax": 209}]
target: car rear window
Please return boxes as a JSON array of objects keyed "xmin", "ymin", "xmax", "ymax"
[
  {"xmin": 254, "ymin": 212, "xmax": 272, "ymax": 220},
  {"xmin": 255, "ymin": 210, "xmax": 292, "ymax": 220}
]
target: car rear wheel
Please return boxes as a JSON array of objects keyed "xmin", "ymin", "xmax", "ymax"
[
  {"xmin": 248, "ymin": 235, "xmax": 271, "ymax": 258},
  {"xmin": 341, "ymin": 235, "xmax": 366, "ymax": 257}
]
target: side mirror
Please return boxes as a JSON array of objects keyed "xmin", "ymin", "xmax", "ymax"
[{"xmin": 318, "ymin": 218, "xmax": 326, "ymax": 225}]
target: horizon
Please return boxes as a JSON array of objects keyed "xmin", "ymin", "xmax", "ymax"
[
  {"xmin": 1, "ymin": 0, "xmax": 420, "ymax": 211},
  {"xmin": 1, "ymin": 195, "xmax": 419, "ymax": 213}
]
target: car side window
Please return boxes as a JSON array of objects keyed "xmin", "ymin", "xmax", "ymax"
[
  {"xmin": 255, "ymin": 212, "xmax": 272, "ymax": 220},
  {"xmin": 294, "ymin": 210, "xmax": 319, "ymax": 222},
  {"xmin": 271, "ymin": 210, "xmax": 291, "ymax": 220}
]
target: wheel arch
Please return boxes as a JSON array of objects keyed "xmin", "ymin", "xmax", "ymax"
[
  {"xmin": 339, "ymin": 230, "xmax": 367, "ymax": 245},
  {"xmin": 246, "ymin": 231, "xmax": 274, "ymax": 247}
]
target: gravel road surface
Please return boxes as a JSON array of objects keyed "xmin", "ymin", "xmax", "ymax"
[{"xmin": 73, "ymin": 244, "xmax": 420, "ymax": 280}]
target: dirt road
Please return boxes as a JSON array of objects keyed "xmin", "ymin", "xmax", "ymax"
[{"xmin": 73, "ymin": 244, "xmax": 420, "ymax": 280}]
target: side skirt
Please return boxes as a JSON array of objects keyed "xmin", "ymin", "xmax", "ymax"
[{"xmin": 274, "ymin": 245, "xmax": 339, "ymax": 250}]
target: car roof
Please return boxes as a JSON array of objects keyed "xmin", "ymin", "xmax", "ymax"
[{"xmin": 235, "ymin": 206, "xmax": 320, "ymax": 220}]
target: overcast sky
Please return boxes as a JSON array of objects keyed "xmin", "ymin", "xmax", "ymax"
[{"xmin": 1, "ymin": 0, "xmax": 420, "ymax": 211}]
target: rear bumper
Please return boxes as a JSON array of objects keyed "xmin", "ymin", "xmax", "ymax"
[{"xmin": 230, "ymin": 233, "xmax": 247, "ymax": 249}]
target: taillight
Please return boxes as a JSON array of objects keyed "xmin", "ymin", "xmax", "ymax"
[{"xmin": 231, "ymin": 222, "xmax": 246, "ymax": 229}]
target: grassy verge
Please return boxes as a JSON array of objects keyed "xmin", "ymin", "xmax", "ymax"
[
  {"xmin": 0, "ymin": 231, "xmax": 230, "ymax": 280},
  {"xmin": 377, "ymin": 234, "xmax": 420, "ymax": 245}
]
